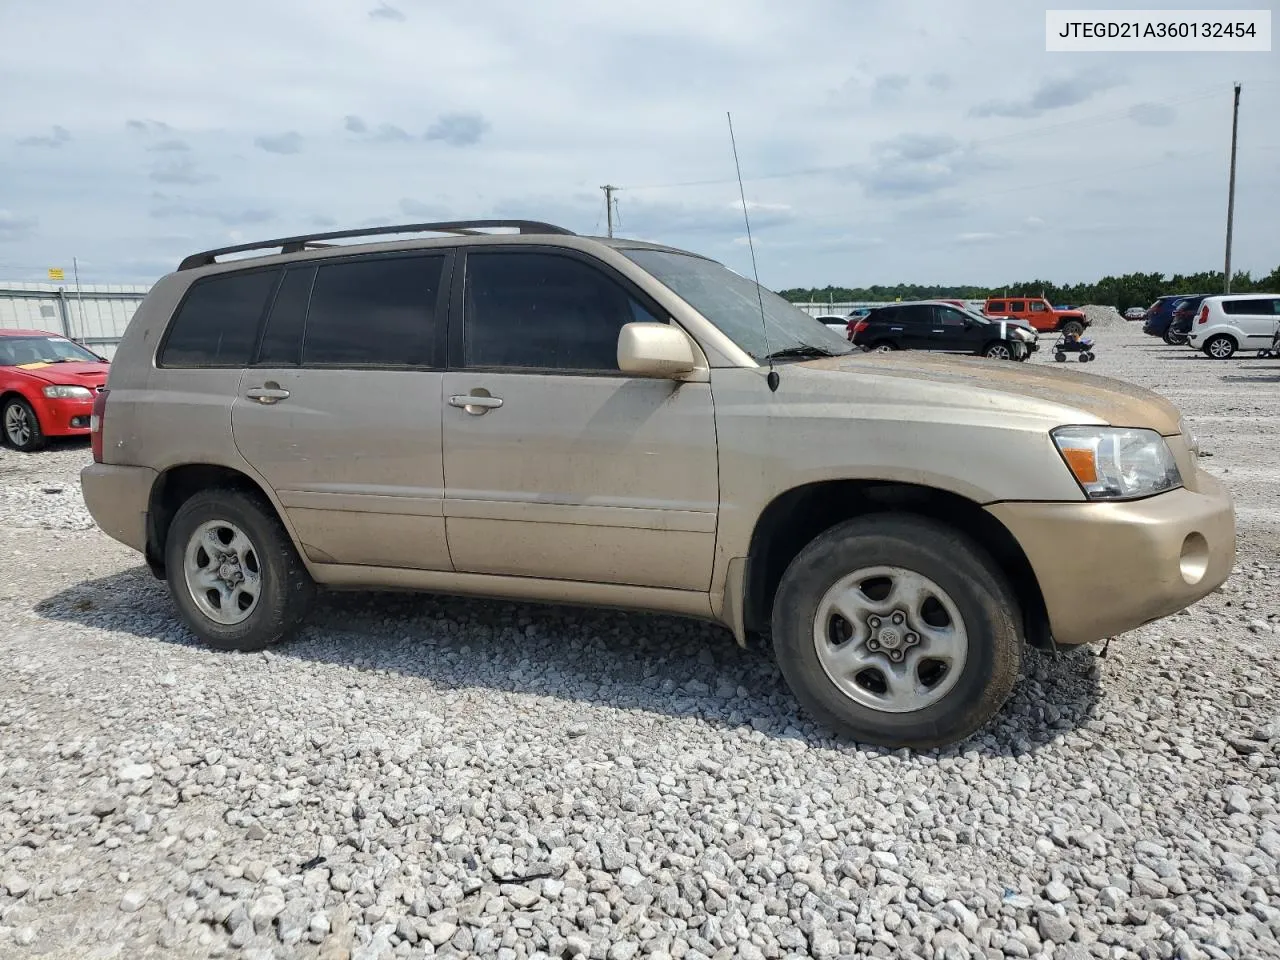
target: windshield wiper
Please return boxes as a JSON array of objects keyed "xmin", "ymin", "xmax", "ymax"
[{"xmin": 761, "ymin": 345, "xmax": 845, "ymax": 361}]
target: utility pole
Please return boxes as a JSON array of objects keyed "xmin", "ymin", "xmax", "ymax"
[
  {"xmin": 1223, "ymin": 82, "xmax": 1241, "ymax": 294},
  {"xmin": 599, "ymin": 184, "xmax": 618, "ymax": 238},
  {"xmin": 72, "ymin": 256, "xmax": 86, "ymax": 342}
]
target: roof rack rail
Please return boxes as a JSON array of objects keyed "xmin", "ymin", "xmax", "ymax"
[{"xmin": 177, "ymin": 220, "xmax": 576, "ymax": 270}]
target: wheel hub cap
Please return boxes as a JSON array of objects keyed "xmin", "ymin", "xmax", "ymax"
[
  {"xmin": 812, "ymin": 566, "xmax": 969, "ymax": 714},
  {"xmin": 183, "ymin": 520, "xmax": 262, "ymax": 625}
]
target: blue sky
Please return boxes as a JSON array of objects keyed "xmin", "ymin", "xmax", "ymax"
[{"xmin": 1, "ymin": 0, "xmax": 1276, "ymax": 289}]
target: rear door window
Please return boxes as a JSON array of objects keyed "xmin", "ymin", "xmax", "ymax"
[
  {"xmin": 898, "ymin": 305, "xmax": 932, "ymax": 326},
  {"xmin": 159, "ymin": 269, "xmax": 279, "ymax": 368},
  {"xmin": 255, "ymin": 266, "xmax": 315, "ymax": 366},
  {"xmin": 1222, "ymin": 299, "xmax": 1264, "ymax": 316},
  {"xmin": 302, "ymin": 255, "xmax": 446, "ymax": 367},
  {"xmin": 1008, "ymin": 301, "xmax": 1026, "ymax": 312},
  {"xmin": 987, "ymin": 301, "xmax": 1005, "ymax": 312},
  {"xmin": 1029, "ymin": 301, "xmax": 1047, "ymax": 312}
]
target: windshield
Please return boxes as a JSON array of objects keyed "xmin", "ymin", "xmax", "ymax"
[
  {"xmin": 0, "ymin": 335, "xmax": 104, "ymax": 366},
  {"xmin": 619, "ymin": 248, "xmax": 854, "ymax": 360}
]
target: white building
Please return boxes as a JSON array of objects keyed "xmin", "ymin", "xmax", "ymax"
[{"xmin": 0, "ymin": 281, "xmax": 150, "ymax": 359}]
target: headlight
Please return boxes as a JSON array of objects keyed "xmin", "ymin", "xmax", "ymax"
[
  {"xmin": 42, "ymin": 385, "xmax": 93, "ymax": 399},
  {"xmin": 1052, "ymin": 426, "xmax": 1182, "ymax": 500}
]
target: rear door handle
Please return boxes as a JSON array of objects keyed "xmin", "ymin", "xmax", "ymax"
[
  {"xmin": 246, "ymin": 383, "xmax": 291, "ymax": 404},
  {"xmin": 449, "ymin": 393, "xmax": 503, "ymax": 415}
]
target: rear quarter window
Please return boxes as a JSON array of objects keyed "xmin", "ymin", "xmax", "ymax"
[{"xmin": 159, "ymin": 269, "xmax": 279, "ymax": 368}]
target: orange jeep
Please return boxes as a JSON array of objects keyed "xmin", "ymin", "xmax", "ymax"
[{"xmin": 984, "ymin": 296, "xmax": 1087, "ymax": 336}]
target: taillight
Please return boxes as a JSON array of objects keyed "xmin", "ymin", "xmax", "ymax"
[
  {"xmin": 850, "ymin": 319, "xmax": 869, "ymax": 339},
  {"xmin": 90, "ymin": 388, "xmax": 109, "ymax": 463},
  {"xmin": 1197, "ymin": 306, "xmax": 1209, "ymax": 325}
]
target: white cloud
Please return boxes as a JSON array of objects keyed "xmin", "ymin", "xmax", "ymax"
[{"xmin": 0, "ymin": 0, "xmax": 1275, "ymax": 287}]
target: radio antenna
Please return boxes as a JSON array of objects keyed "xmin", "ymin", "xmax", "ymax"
[{"xmin": 727, "ymin": 111, "xmax": 779, "ymax": 392}]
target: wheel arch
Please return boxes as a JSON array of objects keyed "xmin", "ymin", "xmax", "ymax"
[
  {"xmin": 145, "ymin": 463, "xmax": 294, "ymax": 579},
  {"xmin": 739, "ymin": 479, "xmax": 1050, "ymax": 649}
]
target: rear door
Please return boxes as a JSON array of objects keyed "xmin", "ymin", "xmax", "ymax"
[
  {"xmin": 439, "ymin": 247, "xmax": 719, "ymax": 591},
  {"xmin": 1222, "ymin": 298, "xmax": 1280, "ymax": 346},
  {"xmin": 231, "ymin": 251, "xmax": 455, "ymax": 571}
]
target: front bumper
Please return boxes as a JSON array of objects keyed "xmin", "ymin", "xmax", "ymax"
[
  {"xmin": 35, "ymin": 395, "xmax": 95, "ymax": 437},
  {"xmin": 987, "ymin": 474, "xmax": 1235, "ymax": 646},
  {"xmin": 81, "ymin": 463, "xmax": 156, "ymax": 554}
]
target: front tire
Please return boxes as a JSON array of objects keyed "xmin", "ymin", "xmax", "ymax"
[
  {"xmin": 1163, "ymin": 328, "xmax": 1187, "ymax": 346},
  {"xmin": 164, "ymin": 488, "xmax": 315, "ymax": 651},
  {"xmin": 2, "ymin": 397, "xmax": 45, "ymax": 452},
  {"xmin": 771, "ymin": 514, "xmax": 1021, "ymax": 749},
  {"xmin": 983, "ymin": 342, "xmax": 1013, "ymax": 360},
  {"xmin": 1203, "ymin": 334, "xmax": 1236, "ymax": 359}
]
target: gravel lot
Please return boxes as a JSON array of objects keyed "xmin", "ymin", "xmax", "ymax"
[{"xmin": 2, "ymin": 323, "xmax": 1278, "ymax": 960}]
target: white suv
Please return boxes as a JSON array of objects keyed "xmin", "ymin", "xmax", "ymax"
[{"xmin": 1187, "ymin": 293, "xmax": 1280, "ymax": 359}]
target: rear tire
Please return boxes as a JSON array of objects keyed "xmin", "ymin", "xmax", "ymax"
[
  {"xmin": 872, "ymin": 342, "xmax": 897, "ymax": 353},
  {"xmin": 1054, "ymin": 351, "xmax": 1067, "ymax": 362},
  {"xmin": 1203, "ymin": 334, "xmax": 1236, "ymax": 360},
  {"xmin": 164, "ymin": 488, "xmax": 315, "ymax": 651},
  {"xmin": 2, "ymin": 397, "xmax": 45, "ymax": 452},
  {"xmin": 771, "ymin": 514, "xmax": 1021, "ymax": 749},
  {"xmin": 1060, "ymin": 320, "xmax": 1084, "ymax": 338}
]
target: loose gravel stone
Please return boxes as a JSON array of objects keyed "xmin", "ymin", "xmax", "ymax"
[{"xmin": 2, "ymin": 326, "xmax": 1280, "ymax": 959}]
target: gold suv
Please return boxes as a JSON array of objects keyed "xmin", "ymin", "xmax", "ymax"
[{"xmin": 81, "ymin": 220, "xmax": 1235, "ymax": 747}]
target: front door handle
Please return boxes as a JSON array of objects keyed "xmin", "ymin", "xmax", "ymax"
[
  {"xmin": 246, "ymin": 382, "xmax": 290, "ymax": 404},
  {"xmin": 449, "ymin": 392, "xmax": 504, "ymax": 415}
]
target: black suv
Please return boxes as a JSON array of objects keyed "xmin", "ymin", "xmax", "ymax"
[
  {"xmin": 1166, "ymin": 295, "xmax": 1211, "ymax": 345},
  {"xmin": 850, "ymin": 302, "xmax": 1038, "ymax": 360}
]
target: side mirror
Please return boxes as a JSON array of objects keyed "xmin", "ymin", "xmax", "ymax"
[{"xmin": 617, "ymin": 322, "xmax": 699, "ymax": 378}]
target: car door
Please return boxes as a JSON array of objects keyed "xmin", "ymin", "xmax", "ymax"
[
  {"xmin": 931, "ymin": 306, "xmax": 982, "ymax": 352},
  {"xmin": 440, "ymin": 247, "xmax": 719, "ymax": 591},
  {"xmin": 231, "ymin": 251, "xmax": 455, "ymax": 571}
]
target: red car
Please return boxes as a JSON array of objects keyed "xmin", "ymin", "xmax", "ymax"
[{"xmin": 1, "ymin": 329, "xmax": 110, "ymax": 451}]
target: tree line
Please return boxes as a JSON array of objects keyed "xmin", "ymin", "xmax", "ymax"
[{"xmin": 778, "ymin": 266, "xmax": 1280, "ymax": 312}]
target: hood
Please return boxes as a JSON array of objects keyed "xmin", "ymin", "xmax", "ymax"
[
  {"xmin": 11, "ymin": 359, "xmax": 110, "ymax": 388},
  {"xmin": 799, "ymin": 350, "xmax": 1183, "ymax": 435}
]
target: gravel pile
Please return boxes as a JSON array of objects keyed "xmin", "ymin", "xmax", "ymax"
[
  {"xmin": 2, "ymin": 326, "xmax": 1279, "ymax": 960},
  {"xmin": 1079, "ymin": 306, "xmax": 1126, "ymax": 330}
]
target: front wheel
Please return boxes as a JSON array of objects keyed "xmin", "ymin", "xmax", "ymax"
[
  {"xmin": 165, "ymin": 489, "xmax": 315, "ymax": 651},
  {"xmin": 2, "ymin": 397, "xmax": 45, "ymax": 452},
  {"xmin": 1163, "ymin": 328, "xmax": 1187, "ymax": 346},
  {"xmin": 982, "ymin": 342, "xmax": 1013, "ymax": 360},
  {"xmin": 1059, "ymin": 320, "xmax": 1084, "ymax": 338},
  {"xmin": 771, "ymin": 514, "xmax": 1021, "ymax": 748},
  {"xmin": 1203, "ymin": 334, "xmax": 1236, "ymax": 360}
]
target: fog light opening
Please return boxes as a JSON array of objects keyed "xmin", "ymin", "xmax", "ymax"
[{"xmin": 1179, "ymin": 532, "xmax": 1209, "ymax": 586}]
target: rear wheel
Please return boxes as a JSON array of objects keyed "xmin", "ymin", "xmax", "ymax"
[
  {"xmin": 982, "ymin": 342, "xmax": 1013, "ymax": 360},
  {"xmin": 1059, "ymin": 320, "xmax": 1084, "ymax": 338},
  {"xmin": 2, "ymin": 397, "xmax": 45, "ymax": 452},
  {"xmin": 165, "ymin": 488, "xmax": 315, "ymax": 651},
  {"xmin": 872, "ymin": 342, "xmax": 897, "ymax": 353},
  {"xmin": 1054, "ymin": 351, "xmax": 1067, "ymax": 362},
  {"xmin": 1203, "ymin": 334, "xmax": 1236, "ymax": 360},
  {"xmin": 771, "ymin": 514, "xmax": 1021, "ymax": 748}
]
